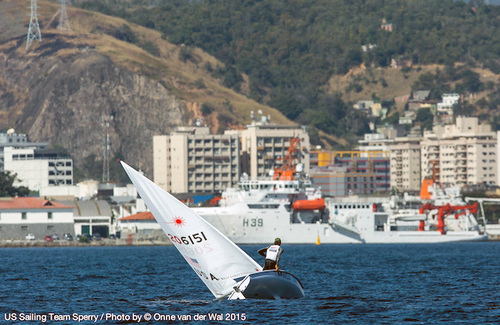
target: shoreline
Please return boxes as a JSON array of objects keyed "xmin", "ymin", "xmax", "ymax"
[
  {"xmin": 0, "ymin": 238, "xmax": 497, "ymax": 248},
  {"xmin": 0, "ymin": 239, "xmax": 173, "ymax": 248}
]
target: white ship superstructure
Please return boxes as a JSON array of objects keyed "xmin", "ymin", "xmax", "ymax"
[{"xmin": 194, "ymin": 171, "xmax": 362, "ymax": 244}]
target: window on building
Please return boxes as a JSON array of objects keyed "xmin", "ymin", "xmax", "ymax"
[
  {"xmin": 48, "ymin": 212, "xmax": 53, "ymax": 220},
  {"xmin": 22, "ymin": 212, "xmax": 27, "ymax": 220}
]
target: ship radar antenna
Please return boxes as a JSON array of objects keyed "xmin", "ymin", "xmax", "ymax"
[
  {"xmin": 58, "ymin": 0, "xmax": 71, "ymax": 31},
  {"xmin": 26, "ymin": 0, "xmax": 42, "ymax": 50}
]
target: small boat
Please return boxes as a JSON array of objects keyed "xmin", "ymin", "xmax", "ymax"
[
  {"xmin": 120, "ymin": 161, "xmax": 304, "ymax": 300},
  {"xmin": 292, "ymin": 198, "xmax": 326, "ymax": 211}
]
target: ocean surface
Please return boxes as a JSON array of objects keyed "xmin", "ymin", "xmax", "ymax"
[{"xmin": 0, "ymin": 243, "xmax": 499, "ymax": 324}]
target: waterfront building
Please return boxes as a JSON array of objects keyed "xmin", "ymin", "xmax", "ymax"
[
  {"xmin": 0, "ymin": 131, "xmax": 48, "ymax": 171},
  {"xmin": 310, "ymin": 150, "xmax": 334, "ymax": 168},
  {"xmin": 40, "ymin": 180, "xmax": 137, "ymax": 203},
  {"xmin": 310, "ymin": 165, "xmax": 349, "ymax": 197},
  {"xmin": 421, "ymin": 117, "xmax": 497, "ymax": 187},
  {"xmin": 357, "ymin": 132, "xmax": 396, "ymax": 153},
  {"xmin": 389, "ymin": 137, "xmax": 422, "ymax": 192},
  {"xmin": 0, "ymin": 197, "xmax": 74, "ymax": 240},
  {"xmin": 310, "ymin": 151, "xmax": 390, "ymax": 197},
  {"xmin": 118, "ymin": 211, "xmax": 160, "ymax": 234},
  {"xmin": 3, "ymin": 146, "xmax": 73, "ymax": 192},
  {"xmin": 336, "ymin": 151, "xmax": 390, "ymax": 194},
  {"xmin": 118, "ymin": 211, "xmax": 168, "ymax": 242},
  {"xmin": 234, "ymin": 123, "xmax": 310, "ymax": 179},
  {"xmin": 63, "ymin": 200, "xmax": 113, "ymax": 237},
  {"xmin": 40, "ymin": 180, "xmax": 99, "ymax": 201},
  {"xmin": 154, "ymin": 126, "xmax": 240, "ymax": 194}
]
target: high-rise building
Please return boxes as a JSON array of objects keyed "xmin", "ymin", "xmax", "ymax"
[
  {"xmin": 421, "ymin": 117, "xmax": 497, "ymax": 187},
  {"xmin": 154, "ymin": 126, "xmax": 240, "ymax": 193},
  {"xmin": 389, "ymin": 137, "xmax": 422, "ymax": 192},
  {"xmin": 310, "ymin": 151, "xmax": 390, "ymax": 197},
  {"xmin": 235, "ymin": 124, "xmax": 310, "ymax": 179}
]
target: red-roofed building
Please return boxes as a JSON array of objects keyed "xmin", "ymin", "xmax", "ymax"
[
  {"xmin": 0, "ymin": 197, "xmax": 74, "ymax": 240},
  {"xmin": 119, "ymin": 211, "xmax": 155, "ymax": 222},
  {"xmin": 118, "ymin": 211, "xmax": 162, "ymax": 237}
]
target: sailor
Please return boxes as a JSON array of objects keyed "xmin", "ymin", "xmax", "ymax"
[{"xmin": 258, "ymin": 238, "xmax": 283, "ymax": 271}]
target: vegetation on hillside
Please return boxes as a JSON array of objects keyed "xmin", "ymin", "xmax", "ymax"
[{"xmin": 74, "ymin": 0, "xmax": 500, "ymax": 145}]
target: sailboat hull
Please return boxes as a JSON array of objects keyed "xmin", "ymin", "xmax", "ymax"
[{"xmin": 238, "ymin": 270, "xmax": 304, "ymax": 299}]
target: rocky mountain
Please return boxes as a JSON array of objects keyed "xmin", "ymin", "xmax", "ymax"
[{"xmin": 0, "ymin": 0, "xmax": 290, "ymax": 179}]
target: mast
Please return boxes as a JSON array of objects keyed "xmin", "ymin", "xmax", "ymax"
[{"xmin": 102, "ymin": 115, "xmax": 113, "ymax": 182}]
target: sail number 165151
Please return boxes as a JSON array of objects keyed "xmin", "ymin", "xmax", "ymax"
[{"xmin": 168, "ymin": 232, "xmax": 207, "ymax": 245}]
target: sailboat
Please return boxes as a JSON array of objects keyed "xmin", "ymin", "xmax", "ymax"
[{"xmin": 120, "ymin": 161, "xmax": 304, "ymax": 300}]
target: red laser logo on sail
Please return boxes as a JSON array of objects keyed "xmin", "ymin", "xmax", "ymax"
[{"xmin": 171, "ymin": 216, "xmax": 186, "ymax": 227}]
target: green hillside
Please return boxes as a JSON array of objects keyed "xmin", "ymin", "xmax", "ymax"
[{"xmin": 74, "ymin": 0, "xmax": 500, "ymax": 146}]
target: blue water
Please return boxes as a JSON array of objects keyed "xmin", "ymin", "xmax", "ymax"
[{"xmin": 0, "ymin": 243, "xmax": 499, "ymax": 324}]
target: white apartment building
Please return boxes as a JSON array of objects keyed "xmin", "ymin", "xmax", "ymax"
[
  {"xmin": 421, "ymin": 117, "xmax": 497, "ymax": 187},
  {"xmin": 154, "ymin": 126, "xmax": 240, "ymax": 193},
  {"xmin": 389, "ymin": 137, "xmax": 422, "ymax": 191},
  {"xmin": 3, "ymin": 146, "xmax": 73, "ymax": 192},
  {"xmin": 358, "ymin": 133, "xmax": 395, "ymax": 153},
  {"xmin": 437, "ymin": 93, "xmax": 460, "ymax": 115},
  {"xmin": 234, "ymin": 124, "xmax": 310, "ymax": 179},
  {"xmin": 0, "ymin": 131, "xmax": 48, "ymax": 171}
]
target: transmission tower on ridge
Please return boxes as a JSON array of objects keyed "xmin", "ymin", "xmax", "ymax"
[
  {"xmin": 58, "ymin": 0, "xmax": 71, "ymax": 31},
  {"xmin": 26, "ymin": 0, "xmax": 42, "ymax": 50},
  {"xmin": 102, "ymin": 115, "xmax": 114, "ymax": 182}
]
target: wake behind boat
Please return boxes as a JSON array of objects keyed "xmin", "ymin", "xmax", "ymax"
[{"xmin": 120, "ymin": 161, "xmax": 304, "ymax": 300}]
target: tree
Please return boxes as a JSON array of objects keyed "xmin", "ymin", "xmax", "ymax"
[
  {"xmin": 455, "ymin": 69, "xmax": 483, "ymax": 93},
  {"xmin": 268, "ymin": 92, "xmax": 303, "ymax": 120},
  {"xmin": 0, "ymin": 171, "xmax": 30, "ymax": 197},
  {"xmin": 416, "ymin": 107, "xmax": 434, "ymax": 131}
]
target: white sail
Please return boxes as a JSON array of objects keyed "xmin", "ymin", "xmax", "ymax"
[{"xmin": 121, "ymin": 161, "xmax": 262, "ymax": 299}]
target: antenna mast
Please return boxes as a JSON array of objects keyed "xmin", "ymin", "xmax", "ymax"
[
  {"xmin": 102, "ymin": 115, "xmax": 113, "ymax": 182},
  {"xmin": 26, "ymin": 0, "xmax": 42, "ymax": 50},
  {"xmin": 58, "ymin": 0, "xmax": 71, "ymax": 31}
]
